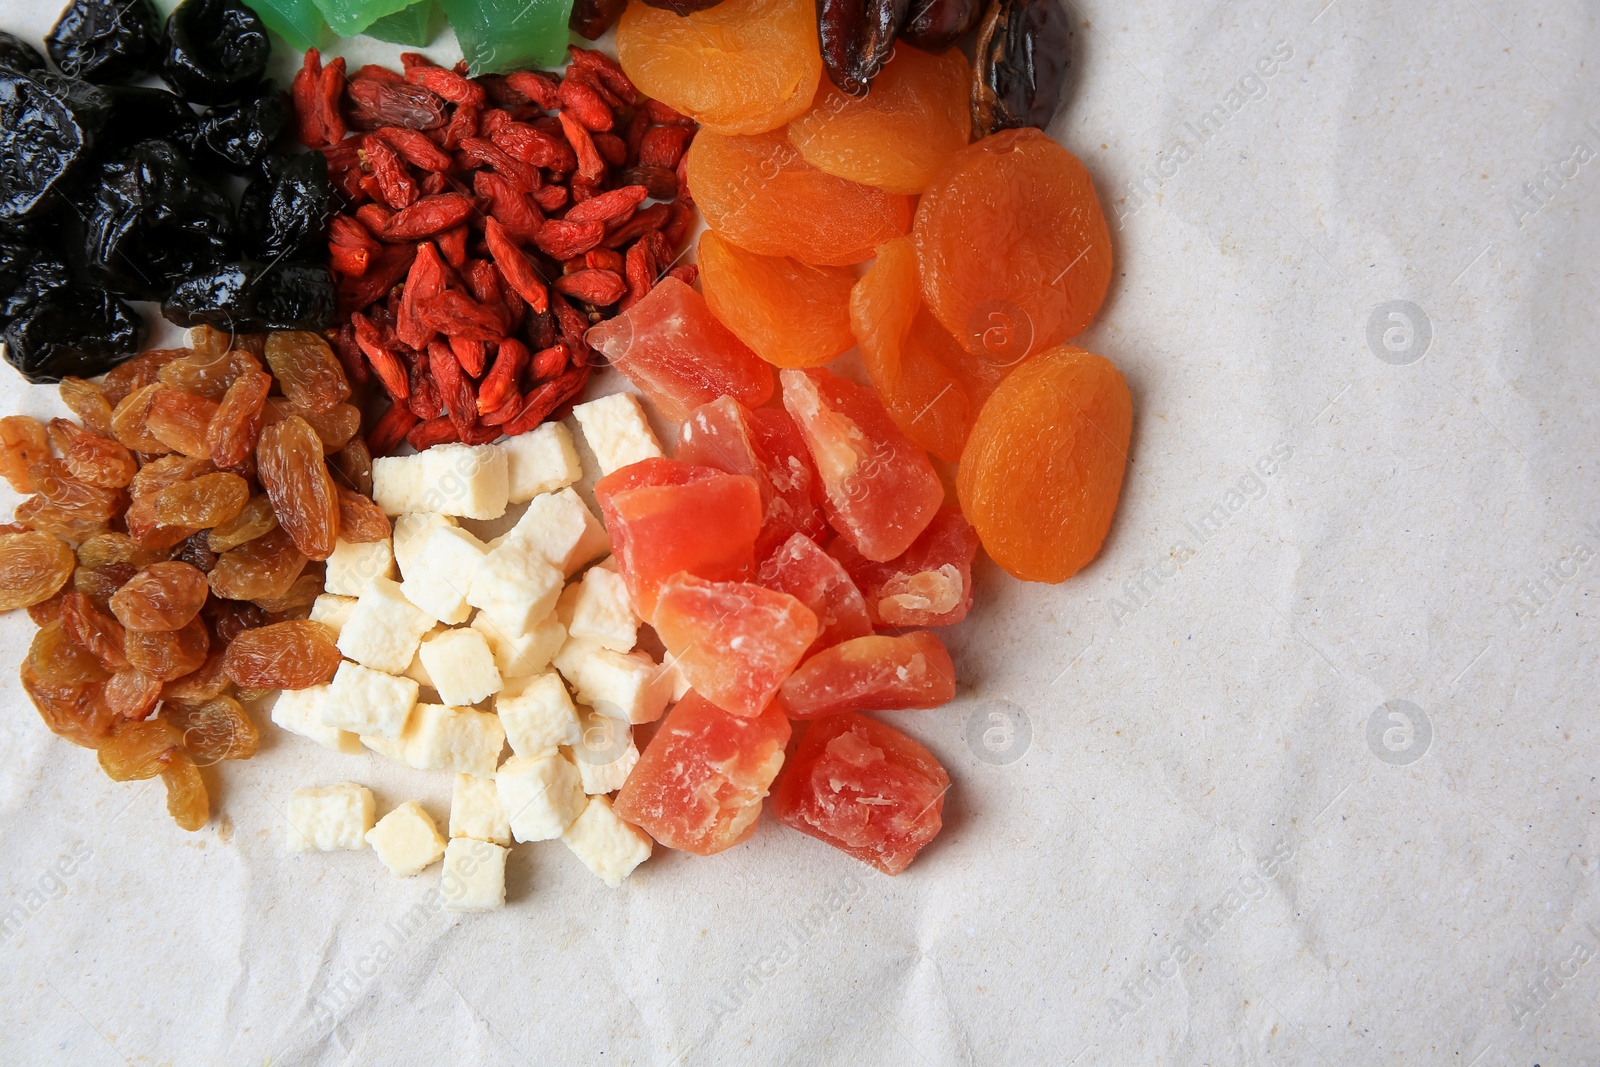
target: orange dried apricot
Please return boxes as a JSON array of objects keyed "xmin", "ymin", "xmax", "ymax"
[
  {"xmin": 788, "ymin": 42, "xmax": 971, "ymax": 194},
  {"xmin": 914, "ymin": 128, "xmax": 1113, "ymax": 361},
  {"xmin": 697, "ymin": 230, "xmax": 855, "ymax": 368},
  {"xmin": 687, "ymin": 128, "xmax": 913, "ymax": 266},
  {"xmin": 617, "ymin": 0, "xmax": 822, "ymax": 135},
  {"xmin": 956, "ymin": 344, "xmax": 1131, "ymax": 582}
]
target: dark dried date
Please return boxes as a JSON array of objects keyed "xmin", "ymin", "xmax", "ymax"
[{"xmin": 972, "ymin": 0, "xmax": 1074, "ymax": 136}]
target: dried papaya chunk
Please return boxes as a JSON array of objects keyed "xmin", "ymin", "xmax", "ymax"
[
  {"xmin": 617, "ymin": 0, "xmax": 822, "ymax": 135},
  {"xmin": 687, "ymin": 128, "xmax": 914, "ymax": 266},
  {"xmin": 697, "ymin": 230, "xmax": 855, "ymax": 368},
  {"xmin": 914, "ymin": 127, "xmax": 1112, "ymax": 361},
  {"xmin": 956, "ymin": 344, "xmax": 1131, "ymax": 582}
]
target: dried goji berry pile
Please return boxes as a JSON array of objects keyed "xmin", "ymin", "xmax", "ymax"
[{"xmin": 291, "ymin": 45, "xmax": 701, "ymax": 455}]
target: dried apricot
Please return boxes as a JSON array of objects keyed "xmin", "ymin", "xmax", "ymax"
[
  {"xmin": 0, "ymin": 415, "xmax": 49, "ymax": 492},
  {"xmin": 166, "ymin": 696, "xmax": 259, "ymax": 764},
  {"xmin": 914, "ymin": 127, "xmax": 1113, "ymax": 361},
  {"xmin": 222, "ymin": 620, "xmax": 340, "ymax": 690},
  {"xmin": 696, "ymin": 231, "xmax": 854, "ymax": 368},
  {"xmin": 153, "ymin": 473, "xmax": 251, "ymax": 529},
  {"xmin": 264, "ymin": 331, "xmax": 350, "ymax": 414},
  {"xmin": 97, "ymin": 718, "xmax": 184, "ymax": 781},
  {"xmin": 0, "ymin": 531, "xmax": 76, "ymax": 611},
  {"xmin": 687, "ymin": 128, "xmax": 913, "ymax": 265},
  {"xmin": 617, "ymin": 0, "xmax": 822, "ymax": 135},
  {"xmin": 788, "ymin": 43, "xmax": 971, "ymax": 194},
  {"xmin": 957, "ymin": 344, "xmax": 1131, "ymax": 582},
  {"xmin": 109, "ymin": 562, "xmax": 211, "ymax": 633},
  {"xmin": 257, "ymin": 416, "xmax": 340, "ymax": 561}
]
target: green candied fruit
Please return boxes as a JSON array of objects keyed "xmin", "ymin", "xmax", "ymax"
[
  {"xmin": 311, "ymin": 0, "xmax": 419, "ymax": 36},
  {"xmin": 364, "ymin": 0, "xmax": 443, "ymax": 45},
  {"xmin": 244, "ymin": 0, "xmax": 330, "ymax": 50},
  {"xmin": 437, "ymin": 0, "xmax": 576, "ymax": 74}
]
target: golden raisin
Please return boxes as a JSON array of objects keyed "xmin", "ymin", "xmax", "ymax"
[
  {"xmin": 77, "ymin": 532, "xmax": 162, "ymax": 574},
  {"xmin": 266, "ymin": 399, "xmax": 362, "ymax": 451},
  {"xmin": 336, "ymin": 485, "xmax": 391, "ymax": 543},
  {"xmin": 207, "ymin": 369, "xmax": 271, "ymax": 470},
  {"xmin": 264, "ymin": 331, "xmax": 351, "ymax": 414},
  {"xmin": 29, "ymin": 458, "xmax": 125, "ymax": 524},
  {"xmin": 153, "ymin": 472, "xmax": 250, "ymax": 529},
  {"xmin": 161, "ymin": 751, "xmax": 209, "ymax": 831},
  {"xmin": 27, "ymin": 588, "xmax": 67, "ymax": 625},
  {"xmin": 128, "ymin": 454, "xmax": 215, "ymax": 501},
  {"xmin": 257, "ymin": 416, "xmax": 339, "ymax": 562},
  {"xmin": 204, "ymin": 598, "xmax": 268, "ymax": 645},
  {"xmin": 104, "ymin": 667, "xmax": 164, "ymax": 720},
  {"xmin": 123, "ymin": 497, "xmax": 200, "ymax": 553},
  {"xmin": 0, "ymin": 415, "xmax": 49, "ymax": 493},
  {"xmin": 146, "ymin": 389, "xmax": 219, "ymax": 459},
  {"xmin": 109, "ymin": 561, "xmax": 210, "ymax": 632},
  {"xmin": 60, "ymin": 593, "xmax": 129, "ymax": 670},
  {"xmin": 111, "ymin": 383, "xmax": 174, "ymax": 455},
  {"xmin": 0, "ymin": 531, "xmax": 77, "ymax": 611},
  {"xmin": 102, "ymin": 347, "xmax": 186, "ymax": 407},
  {"xmin": 59, "ymin": 377, "xmax": 115, "ymax": 436},
  {"xmin": 22, "ymin": 660, "xmax": 115, "ymax": 748},
  {"xmin": 206, "ymin": 494, "xmax": 278, "ymax": 553},
  {"xmin": 208, "ymin": 527, "xmax": 307, "ymax": 601},
  {"xmin": 251, "ymin": 572, "xmax": 324, "ymax": 616},
  {"xmin": 29, "ymin": 620, "xmax": 109, "ymax": 686},
  {"xmin": 222, "ymin": 619, "xmax": 340, "ymax": 689},
  {"xmin": 330, "ymin": 437, "xmax": 373, "ymax": 496},
  {"xmin": 15, "ymin": 495, "xmax": 109, "ymax": 543},
  {"xmin": 97, "ymin": 717, "xmax": 184, "ymax": 780},
  {"xmin": 162, "ymin": 650, "xmax": 232, "ymax": 703},
  {"xmin": 124, "ymin": 616, "xmax": 210, "ymax": 681},
  {"xmin": 63, "ymin": 430, "xmax": 138, "ymax": 489},
  {"xmin": 166, "ymin": 696, "xmax": 259, "ymax": 764}
]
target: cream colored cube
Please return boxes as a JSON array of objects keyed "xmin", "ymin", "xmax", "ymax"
[
  {"xmin": 287, "ymin": 783, "xmax": 375, "ymax": 852},
  {"xmin": 554, "ymin": 638, "xmax": 672, "ymax": 725},
  {"xmin": 403, "ymin": 626, "xmax": 443, "ymax": 690},
  {"xmin": 419, "ymin": 628, "xmax": 503, "ymax": 707},
  {"xmin": 270, "ymin": 685, "xmax": 363, "ymax": 754},
  {"xmin": 401, "ymin": 526, "xmax": 486, "ymax": 626},
  {"xmin": 440, "ymin": 838, "xmax": 507, "ymax": 912},
  {"xmin": 450, "ymin": 773, "xmax": 510, "ymax": 845},
  {"xmin": 497, "ymin": 487, "xmax": 608, "ymax": 576},
  {"xmin": 571, "ymin": 707, "xmax": 638, "ymax": 795},
  {"xmin": 567, "ymin": 566, "xmax": 637, "ymax": 652},
  {"xmin": 467, "ymin": 547, "xmax": 563, "ymax": 635},
  {"xmin": 496, "ymin": 672, "xmax": 581, "ymax": 758},
  {"xmin": 497, "ymin": 421, "xmax": 582, "ymax": 503},
  {"xmin": 572, "ymin": 392, "xmax": 663, "ymax": 476},
  {"xmin": 393, "ymin": 512, "xmax": 457, "ymax": 577},
  {"xmin": 361, "ymin": 731, "xmax": 409, "ymax": 762},
  {"xmin": 372, "ymin": 454, "xmax": 424, "ymax": 516},
  {"xmin": 496, "ymin": 754, "xmax": 586, "ymax": 842},
  {"xmin": 472, "ymin": 612, "xmax": 565, "ymax": 679},
  {"xmin": 662, "ymin": 656, "xmax": 692, "ymax": 702},
  {"xmin": 407, "ymin": 703, "xmax": 504, "ymax": 776},
  {"xmin": 308, "ymin": 594, "xmax": 357, "ymax": 641},
  {"xmin": 562, "ymin": 796, "xmax": 652, "ymax": 888},
  {"xmin": 337, "ymin": 577, "xmax": 436, "ymax": 674},
  {"xmin": 325, "ymin": 537, "xmax": 396, "ymax": 597},
  {"xmin": 365, "ymin": 801, "xmax": 447, "ymax": 877},
  {"xmin": 323, "ymin": 661, "xmax": 419, "ymax": 739},
  {"xmin": 418, "ymin": 443, "xmax": 509, "ymax": 520}
]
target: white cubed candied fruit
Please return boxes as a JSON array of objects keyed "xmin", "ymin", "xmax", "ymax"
[
  {"xmin": 324, "ymin": 537, "xmax": 396, "ymax": 597},
  {"xmin": 567, "ymin": 566, "xmax": 637, "ymax": 653},
  {"xmin": 572, "ymin": 706, "xmax": 638, "ymax": 795},
  {"xmin": 393, "ymin": 512, "xmax": 458, "ymax": 577},
  {"xmin": 497, "ymin": 421, "xmax": 582, "ymax": 503},
  {"xmin": 365, "ymin": 801, "xmax": 447, "ymax": 878},
  {"xmin": 472, "ymin": 612, "xmax": 565, "ymax": 679},
  {"xmin": 496, "ymin": 753, "xmax": 587, "ymax": 842},
  {"xmin": 467, "ymin": 547, "xmax": 563, "ymax": 635},
  {"xmin": 418, "ymin": 628, "xmax": 503, "ymax": 707},
  {"xmin": 554, "ymin": 638, "xmax": 672, "ymax": 725},
  {"xmin": 440, "ymin": 838, "xmax": 507, "ymax": 912},
  {"xmin": 562, "ymin": 796, "xmax": 652, "ymax": 888},
  {"xmin": 407, "ymin": 703, "xmax": 504, "ymax": 776},
  {"xmin": 337, "ymin": 576, "xmax": 436, "ymax": 675},
  {"xmin": 361, "ymin": 731, "xmax": 408, "ymax": 762},
  {"xmin": 418, "ymin": 443, "xmax": 509, "ymax": 520},
  {"xmin": 323, "ymin": 660, "xmax": 419, "ymax": 738},
  {"xmin": 401, "ymin": 526, "xmax": 487, "ymax": 626},
  {"xmin": 572, "ymin": 392, "xmax": 663, "ymax": 476},
  {"xmin": 496, "ymin": 487, "xmax": 608, "ymax": 576},
  {"xmin": 287, "ymin": 783, "xmax": 375, "ymax": 852},
  {"xmin": 450, "ymin": 773, "xmax": 510, "ymax": 845},
  {"xmin": 270, "ymin": 684, "xmax": 363, "ymax": 754},
  {"xmin": 496, "ymin": 671, "xmax": 581, "ymax": 758},
  {"xmin": 403, "ymin": 626, "xmax": 443, "ymax": 690},
  {"xmin": 373, "ymin": 454, "xmax": 424, "ymax": 516},
  {"xmin": 308, "ymin": 594, "xmax": 357, "ymax": 640}
]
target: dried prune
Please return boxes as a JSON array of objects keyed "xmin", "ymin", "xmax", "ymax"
[
  {"xmin": 223, "ymin": 619, "xmax": 339, "ymax": 689},
  {"xmin": 570, "ymin": 0, "xmax": 628, "ymax": 38},
  {"xmin": 903, "ymin": 0, "xmax": 982, "ymax": 48},
  {"xmin": 85, "ymin": 139, "xmax": 238, "ymax": 300},
  {"xmin": 0, "ymin": 235, "xmax": 71, "ymax": 332},
  {"xmin": 256, "ymin": 416, "xmax": 339, "ymax": 560},
  {"xmin": 0, "ymin": 32, "xmax": 45, "ymax": 75},
  {"xmin": 972, "ymin": 0, "xmax": 1073, "ymax": 135},
  {"xmin": 162, "ymin": 260, "xmax": 336, "ymax": 333},
  {"xmin": 110, "ymin": 561, "xmax": 210, "ymax": 632},
  {"xmin": 160, "ymin": 0, "xmax": 270, "ymax": 106},
  {"xmin": 99, "ymin": 85, "xmax": 195, "ymax": 154},
  {"xmin": 238, "ymin": 152, "xmax": 331, "ymax": 262},
  {"xmin": 48, "ymin": 0, "xmax": 162, "ymax": 84},
  {"xmin": 817, "ymin": 0, "xmax": 910, "ymax": 96},
  {"xmin": 2, "ymin": 284, "xmax": 144, "ymax": 383},
  {"xmin": 186, "ymin": 83, "xmax": 291, "ymax": 173},
  {"xmin": 124, "ymin": 614, "xmax": 209, "ymax": 679},
  {"xmin": 0, "ymin": 70, "xmax": 111, "ymax": 222},
  {"xmin": 0, "ymin": 530, "xmax": 77, "ymax": 611},
  {"xmin": 97, "ymin": 717, "xmax": 182, "ymax": 780}
]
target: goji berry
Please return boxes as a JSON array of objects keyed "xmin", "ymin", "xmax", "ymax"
[
  {"xmin": 532, "ymin": 184, "xmax": 570, "ymax": 213},
  {"xmin": 293, "ymin": 50, "xmax": 344, "ymax": 149},
  {"xmin": 336, "ymin": 242, "xmax": 416, "ymax": 316},
  {"xmin": 531, "ymin": 342, "xmax": 569, "ymax": 381},
  {"xmin": 443, "ymin": 103, "xmax": 480, "ymax": 150},
  {"xmin": 396, "ymin": 241, "xmax": 446, "ymax": 350},
  {"xmin": 489, "ymin": 122, "xmax": 576, "ymax": 172},
  {"xmin": 558, "ymin": 110, "xmax": 606, "ymax": 183},
  {"xmin": 353, "ymin": 64, "xmax": 404, "ymax": 85},
  {"xmin": 374, "ymin": 126, "xmax": 453, "ymax": 171},
  {"xmin": 504, "ymin": 70, "xmax": 561, "ymax": 110},
  {"xmin": 483, "ymin": 216, "xmax": 551, "ymax": 314},
  {"xmin": 427, "ymin": 342, "xmax": 477, "ymax": 438},
  {"xmin": 437, "ymin": 224, "xmax": 469, "ymax": 268},
  {"xmin": 585, "ymin": 248, "xmax": 625, "ymax": 274},
  {"xmin": 322, "ymin": 140, "xmax": 366, "ymax": 202},
  {"xmin": 503, "ymin": 365, "xmax": 590, "ymax": 436},
  {"xmin": 474, "ymin": 172, "xmax": 544, "ymax": 243},
  {"xmin": 644, "ymin": 99, "xmax": 694, "ymax": 125},
  {"xmin": 406, "ymin": 62, "xmax": 487, "ymax": 109},
  {"xmin": 639, "ymin": 124, "xmax": 695, "ymax": 170},
  {"xmin": 333, "ymin": 323, "xmax": 370, "ymax": 387},
  {"xmin": 566, "ymin": 185, "xmax": 648, "ymax": 227},
  {"xmin": 352, "ymin": 313, "xmax": 410, "ymax": 400},
  {"xmin": 362, "ymin": 135, "xmax": 418, "ymax": 210},
  {"xmin": 449, "ymin": 336, "xmax": 489, "ymax": 377},
  {"xmin": 594, "ymin": 133, "xmax": 628, "ymax": 167},
  {"xmin": 625, "ymin": 109, "xmax": 650, "ymax": 164},
  {"xmin": 456, "ymin": 138, "xmax": 545, "ymax": 192},
  {"xmin": 407, "ymin": 359, "xmax": 443, "ymax": 418},
  {"xmin": 667, "ymin": 264, "xmax": 699, "ymax": 287},
  {"xmin": 369, "ymin": 402, "xmax": 419, "ymax": 456},
  {"xmin": 568, "ymin": 47, "xmax": 639, "ymax": 107},
  {"xmin": 319, "ymin": 57, "xmax": 348, "ymax": 146},
  {"xmin": 384, "ymin": 194, "xmax": 475, "ymax": 241},
  {"xmin": 618, "ymin": 165, "xmax": 677, "ymax": 201},
  {"xmin": 558, "ymin": 78, "xmax": 614, "ymax": 132},
  {"xmin": 554, "ymin": 269, "xmax": 626, "ymax": 306},
  {"xmin": 418, "ymin": 291, "xmax": 507, "ymax": 341},
  {"xmin": 621, "ymin": 240, "xmax": 655, "ymax": 311},
  {"xmin": 407, "ymin": 415, "xmax": 460, "ymax": 451},
  {"xmin": 534, "ymin": 218, "xmax": 606, "ymax": 260},
  {"xmin": 478, "ymin": 339, "xmax": 529, "ymax": 414},
  {"xmin": 464, "ymin": 259, "xmax": 505, "ymax": 309},
  {"xmin": 602, "ymin": 202, "xmax": 672, "ymax": 249}
]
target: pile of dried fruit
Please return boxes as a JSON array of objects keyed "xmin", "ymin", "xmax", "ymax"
[
  {"xmin": 299, "ymin": 45, "xmax": 700, "ymax": 454},
  {"xmin": 2, "ymin": 324, "xmax": 382, "ymax": 830}
]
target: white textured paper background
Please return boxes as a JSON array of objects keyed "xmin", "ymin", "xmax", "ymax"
[{"xmin": 2, "ymin": 1, "xmax": 1597, "ymax": 1064}]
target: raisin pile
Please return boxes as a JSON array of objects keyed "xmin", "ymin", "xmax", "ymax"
[
  {"xmin": 0, "ymin": 0, "xmax": 335, "ymax": 385},
  {"xmin": 300, "ymin": 46, "xmax": 700, "ymax": 455},
  {"xmin": 3, "ymin": 325, "xmax": 379, "ymax": 832}
]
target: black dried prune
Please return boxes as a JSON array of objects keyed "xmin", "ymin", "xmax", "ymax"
[
  {"xmin": 2, "ymin": 285, "xmax": 143, "ymax": 383},
  {"xmin": 854, "ymin": 0, "xmax": 910, "ymax": 88},
  {"xmin": 902, "ymin": 0, "xmax": 983, "ymax": 50},
  {"xmin": 185, "ymin": 84, "xmax": 290, "ymax": 174},
  {"xmin": 569, "ymin": 0, "xmax": 628, "ymax": 39},
  {"xmin": 160, "ymin": 0, "xmax": 270, "ymax": 106},
  {"xmin": 163, "ymin": 261, "xmax": 335, "ymax": 333},
  {"xmin": 0, "ymin": 239, "xmax": 72, "ymax": 330},
  {"xmin": 973, "ymin": 0, "xmax": 1074, "ymax": 136},
  {"xmin": 238, "ymin": 152, "xmax": 331, "ymax": 262},
  {"xmin": 0, "ymin": 32, "xmax": 46, "ymax": 75},
  {"xmin": 0, "ymin": 70, "xmax": 111, "ymax": 222},
  {"xmin": 817, "ymin": 0, "xmax": 908, "ymax": 95},
  {"xmin": 84, "ymin": 139, "xmax": 237, "ymax": 300},
  {"xmin": 99, "ymin": 85, "xmax": 196, "ymax": 156},
  {"xmin": 47, "ymin": 0, "xmax": 162, "ymax": 84}
]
